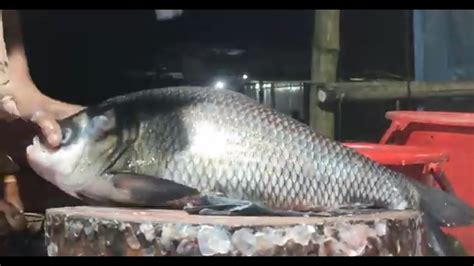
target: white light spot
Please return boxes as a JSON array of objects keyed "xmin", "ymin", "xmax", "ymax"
[
  {"xmin": 242, "ymin": 74, "xmax": 248, "ymax": 80},
  {"xmin": 189, "ymin": 122, "xmax": 242, "ymax": 159},
  {"xmin": 318, "ymin": 90, "xmax": 327, "ymax": 102},
  {"xmin": 215, "ymin": 81, "xmax": 225, "ymax": 89},
  {"xmin": 393, "ymin": 200, "xmax": 408, "ymax": 210},
  {"xmin": 155, "ymin": 10, "xmax": 183, "ymax": 21}
]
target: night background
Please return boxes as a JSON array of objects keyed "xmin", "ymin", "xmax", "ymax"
[
  {"xmin": 19, "ymin": 9, "xmax": 412, "ymax": 141},
  {"xmin": 1, "ymin": 10, "xmax": 473, "ymax": 256}
]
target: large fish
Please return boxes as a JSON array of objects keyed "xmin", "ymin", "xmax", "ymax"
[{"xmin": 26, "ymin": 86, "xmax": 473, "ymax": 255}]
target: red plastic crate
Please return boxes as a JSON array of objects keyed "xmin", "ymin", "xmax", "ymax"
[
  {"xmin": 343, "ymin": 142, "xmax": 448, "ymax": 187},
  {"xmin": 378, "ymin": 111, "xmax": 474, "ymax": 255}
]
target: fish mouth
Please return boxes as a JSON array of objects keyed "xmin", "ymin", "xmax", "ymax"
[
  {"xmin": 26, "ymin": 135, "xmax": 85, "ymax": 185},
  {"xmin": 26, "ymin": 135, "xmax": 65, "ymax": 159},
  {"xmin": 28, "ymin": 135, "xmax": 53, "ymax": 153},
  {"xmin": 26, "ymin": 136, "xmax": 59, "ymax": 179}
]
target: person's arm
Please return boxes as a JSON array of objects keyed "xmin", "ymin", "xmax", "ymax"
[
  {"xmin": 0, "ymin": 10, "xmax": 84, "ymax": 147},
  {"xmin": 3, "ymin": 10, "xmax": 33, "ymax": 85},
  {"xmin": 0, "ymin": 12, "xmax": 6, "ymax": 84}
]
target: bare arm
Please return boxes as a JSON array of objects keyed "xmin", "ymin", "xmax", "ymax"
[
  {"xmin": 3, "ymin": 10, "xmax": 32, "ymax": 84},
  {"xmin": 0, "ymin": 10, "xmax": 84, "ymax": 147},
  {"xmin": 0, "ymin": 11, "xmax": 8, "ymax": 86}
]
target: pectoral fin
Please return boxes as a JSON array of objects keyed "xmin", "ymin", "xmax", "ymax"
[
  {"xmin": 184, "ymin": 193, "xmax": 332, "ymax": 217},
  {"xmin": 183, "ymin": 194, "xmax": 382, "ymax": 217},
  {"xmin": 108, "ymin": 172, "xmax": 200, "ymax": 207}
]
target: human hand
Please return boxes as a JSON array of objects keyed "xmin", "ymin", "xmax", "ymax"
[{"xmin": 0, "ymin": 79, "xmax": 84, "ymax": 148}]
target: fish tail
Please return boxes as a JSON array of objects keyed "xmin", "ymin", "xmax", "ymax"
[
  {"xmin": 422, "ymin": 212, "xmax": 457, "ymax": 256},
  {"xmin": 411, "ymin": 180, "xmax": 474, "ymax": 227},
  {"xmin": 410, "ymin": 180, "xmax": 474, "ymax": 256}
]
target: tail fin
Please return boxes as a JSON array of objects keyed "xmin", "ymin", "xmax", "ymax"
[
  {"xmin": 411, "ymin": 180, "xmax": 474, "ymax": 227},
  {"xmin": 410, "ymin": 181, "xmax": 473, "ymax": 256},
  {"xmin": 422, "ymin": 213, "xmax": 457, "ymax": 256}
]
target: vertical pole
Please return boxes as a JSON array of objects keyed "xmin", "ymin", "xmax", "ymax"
[{"xmin": 309, "ymin": 10, "xmax": 340, "ymax": 139}]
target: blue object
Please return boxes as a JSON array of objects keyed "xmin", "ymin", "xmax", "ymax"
[{"xmin": 414, "ymin": 10, "xmax": 474, "ymax": 81}]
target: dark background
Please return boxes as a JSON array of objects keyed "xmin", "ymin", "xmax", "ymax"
[{"xmin": 19, "ymin": 9, "xmax": 413, "ymax": 141}]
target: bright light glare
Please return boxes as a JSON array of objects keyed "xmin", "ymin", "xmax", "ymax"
[
  {"xmin": 242, "ymin": 74, "xmax": 248, "ymax": 80},
  {"xmin": 215, "ymin": 81, "xmax": 225, "ymax": 89}
]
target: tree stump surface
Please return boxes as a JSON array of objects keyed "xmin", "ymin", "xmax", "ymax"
[{"xmin": 44, "ymin": 206, "xmax": 426, "ymax": 256}]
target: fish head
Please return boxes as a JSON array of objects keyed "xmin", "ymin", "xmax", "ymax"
[{"xmin": 26, "ymin": 108, "xmax": 119, "ymax": 197}]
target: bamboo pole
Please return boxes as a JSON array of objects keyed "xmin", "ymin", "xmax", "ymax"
[
  {"xmin": 309, "ymin": 10, "xmax": 340, "ymax": 139},
  {"xmin": 318, "ymin": 81, "xmax": 474, "ymax": 103}
]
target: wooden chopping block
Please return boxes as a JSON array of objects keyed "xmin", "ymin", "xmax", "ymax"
[{"xmin": 44, "ymin": 206, "xmax": 426, "ymax": 256}]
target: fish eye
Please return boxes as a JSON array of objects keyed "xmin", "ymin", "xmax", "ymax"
[
  {"xmin": 61, "ymin": 127, "xmax": 72, "ymax": 144},
  {"xmin": 93, "ymin": 115, "xmax": 114, "ymax": 132}
]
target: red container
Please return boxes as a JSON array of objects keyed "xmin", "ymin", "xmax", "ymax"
[
  {"xmin": 343, "ymin": 142, "xmax": 448, "ymax": 186},
  {"xmin": 379, "ymin": 111, "xmax": 474, "ymax": 255}
]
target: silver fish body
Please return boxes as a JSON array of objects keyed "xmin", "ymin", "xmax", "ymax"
[
  {"xmin": 26, "ymin": 87, "xmax": 474, "ymax": 256},
  {"xmin": 102, "ymin": 87, "xmax": 416, "ymax": 211}
]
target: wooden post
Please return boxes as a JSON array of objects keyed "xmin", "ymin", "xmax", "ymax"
[
  {"xmin": 309, "ymin": 10, "xmax": 340, "ymax": 139},
  {"xmin": 44, "ymin": 206, "xmax": 426, "ymax": 256}
]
